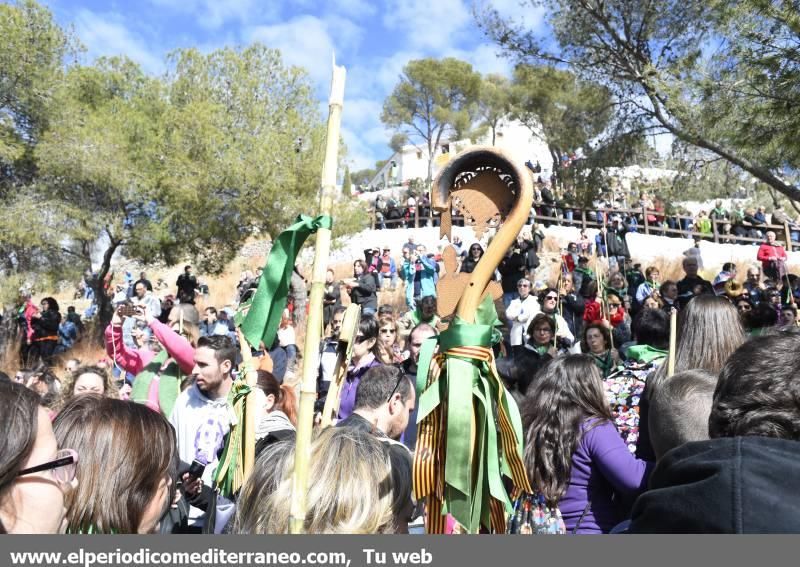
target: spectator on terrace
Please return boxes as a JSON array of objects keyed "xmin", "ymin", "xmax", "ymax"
[{"xmin": 757, "ymin": 231, "xmax": 788, "ymax": 281}]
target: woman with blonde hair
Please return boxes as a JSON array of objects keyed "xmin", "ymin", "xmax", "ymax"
[
  {"xmin": 234, "ymin": 427, "xmax": 394, "ymax": 534},
  {"xmin": 377, "ymin": 315, "xmax": 403, "ymax": 364}
]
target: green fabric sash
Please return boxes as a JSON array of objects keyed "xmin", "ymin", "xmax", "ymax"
[
  {"xmin": 236, "ymin": 215, "xmax": 332, "ymax": 350},
  {"xmin": 130, "ymin": 350, "xmax": 181, "ymax": 418},
  {"xmin": 213, "ymin": 379, "xmax": 252, "ymax": 499},
  {"xmin": 414, "ymin": 295, "xmax": 530, "ymax": 533}
]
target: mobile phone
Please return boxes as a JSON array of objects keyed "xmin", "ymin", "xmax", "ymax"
[
  {"xmin": 119, "ymin": 303, "xmax": 138, "ymax": 317},
  {"xmin": 187, "ymin": 459, "xmax": 205, "ymax": 480}
]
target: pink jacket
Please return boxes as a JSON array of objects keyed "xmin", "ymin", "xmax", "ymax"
[
  {"xmin": 22, "ymin": 300, "xmax": 38, "ymax": 342},
  {"xmin": 104, "ymin": 319, "xmax": 195, "ymax": 376}
]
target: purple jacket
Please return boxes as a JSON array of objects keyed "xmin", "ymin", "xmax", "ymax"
[
  {"xmin": 561, "ymin": 419, "xmax": 653, "ymax": 533},
  {"xmin": 337, "ymin": 354, "xmax": 382, "ymax": 420}
]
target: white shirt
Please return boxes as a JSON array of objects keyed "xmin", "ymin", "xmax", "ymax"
[{"xmin": 506, "ymin": 295, "xmax": 540, "ymax": 346}]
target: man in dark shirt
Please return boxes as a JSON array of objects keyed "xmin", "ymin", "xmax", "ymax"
[
  {"xmin": 676, "ymin": 256, "xmax": 714, "ymax": 307},
  {"xmin": 336, "ymin": 365, "xmax": 416, "ymax": 532},
  {"xmin": 176, "ymin": 265, "xmax": 199, "ymax": 304}
]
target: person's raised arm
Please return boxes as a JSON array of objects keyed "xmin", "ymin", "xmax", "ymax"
[
  {"xmin": 104, "ymin": 306, "xmax": 149, "ymax": 375},
  {"xmin": 144, "ymin": 312, "xmax": 196, "ymax": 375}
]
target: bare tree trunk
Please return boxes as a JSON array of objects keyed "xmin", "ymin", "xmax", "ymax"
[{"xmin": 91, "ymin": 237, "xmax": 122, "ymax": 346}]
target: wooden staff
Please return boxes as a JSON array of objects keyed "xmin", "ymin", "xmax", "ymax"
[
  {"xmin": 431, "ymin": 147, "xmax": 533, "ymax": 532},
  {"xmin": 319, "ymin": 303, "xmax": 360, "ymax": 427},
  {"xmin": 288, "ymin": 58, "xmax": 346, "ymax": 534},
  {"xmin": 238, "ymin": 329, "xmax": 258, "ymax": 480},
  {"xmin": 667, "ymin": 307, "xmax": 677, "ymax": 377}
]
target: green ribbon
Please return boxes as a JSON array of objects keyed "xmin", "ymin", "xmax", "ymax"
[
  {"xmin": 415, "ymin": 294, "xmax": 527, "ymax": 533},
  {"xmin": 213, "ymin": 380, "xmax": 252, "ymax": 499},
  {"xmin": 236, "ymin": 214, "xmax": 332, "ymax": 350}
]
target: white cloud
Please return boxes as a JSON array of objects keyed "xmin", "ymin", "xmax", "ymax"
[
  {"xmin": 481, "ymin": 0, "xmax": 548, "ymax": 32},
  {"xmin": 383, "ymin": 0, "xmax": 471, "ymax": 50},
  {"xmin": 245, "ymin": 15, "xmax": 363, "ymax": 87},
  {"xmin": 73, "ymin": 10, "xmax": 165, "ymax": 75}
]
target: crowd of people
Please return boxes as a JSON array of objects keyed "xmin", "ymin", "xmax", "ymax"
[
  {"xmin": 373, "ymin": 179, "xmax": 800, "ymax": 252},
  {"xmin": 3, "ymin": 218, "xmax": 800, "ymax": 535}
]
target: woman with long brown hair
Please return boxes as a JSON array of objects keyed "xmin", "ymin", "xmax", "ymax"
[
  {"xmin": 53, "ymin": 395, "xmax": 178, "ymax": 533},
  {"xmin": 254, "ymin": 370, "xmax": 297, "ymax": 455},
  {"xmin": 521, "ymin": 356, "xmax": 651, "ymax": 533},
  {"xmin": 636, "ymin": 294, "xmax": 746, "ymax": 461}
]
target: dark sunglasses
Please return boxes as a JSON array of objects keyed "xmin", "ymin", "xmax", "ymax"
[
  {"xmin": 380, "ymin": 328, "xmax": 396, "ymax": 334},
  {"xmin": 17, "ymin": 449, "xmax": 78, "ymax": 485},
  {"xmin": 545, "ymin": 294, "xmax": 558, "ymax": 300},
  {"xmin": 608, "ymin": 302, "xmax": 621, "ymax": 307}
]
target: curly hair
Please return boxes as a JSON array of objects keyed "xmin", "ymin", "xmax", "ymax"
[
  {"xmin": 520, "ymin": 355, "xmax": 613, "ymax": 506},
  {"xmin": 53, "ymin": 365, "xmax": 119, "ymax": 413},
  {"xmin": 710, "ymin": 330, "xmax": 800, "ymax": 440}
]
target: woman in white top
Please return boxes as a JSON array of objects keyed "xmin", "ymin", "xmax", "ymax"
[{"xmin": 506, "ymin": 278, "xmax": 540, "ymax": 356}]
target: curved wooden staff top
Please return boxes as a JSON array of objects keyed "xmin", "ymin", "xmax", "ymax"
[{"xmin": 431, "ymin": 146, "xmax": 534, "ymax": 323}]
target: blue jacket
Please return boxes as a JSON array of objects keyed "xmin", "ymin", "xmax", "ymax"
[{"xmin": 401, "ymin": 256, "xmax": 437, "ymax": 308}]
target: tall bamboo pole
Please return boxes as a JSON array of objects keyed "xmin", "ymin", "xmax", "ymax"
[
  {"xmin": 288, "ymin": 57, "xmax": 346, "ymax": 534},
  {"xmin": 667, "ymin": 307, "xmax": 677, "ymax": 377},
  {"xmin": 239, "ymin": 329, "xmax": 258, "ymax": 483}
]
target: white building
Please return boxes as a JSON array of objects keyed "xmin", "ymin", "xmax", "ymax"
[{"xmin": 367, "ymin": 118, "xmax": 552, "ymax": 191}]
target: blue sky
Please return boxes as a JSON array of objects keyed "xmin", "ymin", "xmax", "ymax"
[{"xmin": 44, "ymin": 0, "xmax": 547, "ymax": 171}]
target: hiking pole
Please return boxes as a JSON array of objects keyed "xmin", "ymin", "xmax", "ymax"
[{"xmin": 288, "ymin": 57, "xmax": 346, "ymax": 534}]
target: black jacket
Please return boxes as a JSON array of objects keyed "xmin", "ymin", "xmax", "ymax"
[
  {"xmin": 498, "ymin": 253, "xmax": 525, "ymax": 293},
  {"xmin": 349, "ymin": 273, "xmax": 377, "ymax": 310},
  {"xmin": 629, "ymin": 437, "xmax": 800, "ymax": 533},
  {"xmin": 32, "ymin": 310, "xmax": 61, "ymax": 339},
  {"xmin": 607, "ymin": 227, "xmax": 631, "ymax": 259}
]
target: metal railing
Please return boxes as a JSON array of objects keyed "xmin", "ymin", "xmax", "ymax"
[{"xmin": 369, "ymin": 202, "xmax": 799, "ymax": 250}]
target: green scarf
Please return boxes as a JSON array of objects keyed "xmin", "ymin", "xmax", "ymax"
[
  {"xmin": 410, "ymin": 308, "xmax": 441, "ymax": 329},
  {"xmin": 236, "ymin": 215, "xmax": 332, "ymax": 350},
  {"xmin": 130, "ymin": 350, "xmax": 181, "ymax": 418},
  {"xmin": 591, "ymin": 350, "xmax": 616, "ymax": 378}
]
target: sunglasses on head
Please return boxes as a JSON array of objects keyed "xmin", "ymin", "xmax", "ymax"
[{"xmin": 386, "ymin": 367, "xmax": 406, "ymax": 403}]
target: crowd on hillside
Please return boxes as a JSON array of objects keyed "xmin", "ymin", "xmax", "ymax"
[
  {"xmin": 374, "ymin": 179, "xmax": 800, "ymax": 250},
  {"xmin": 3, "ymin": 221, "xmax": 800, "ymax": 535}
]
